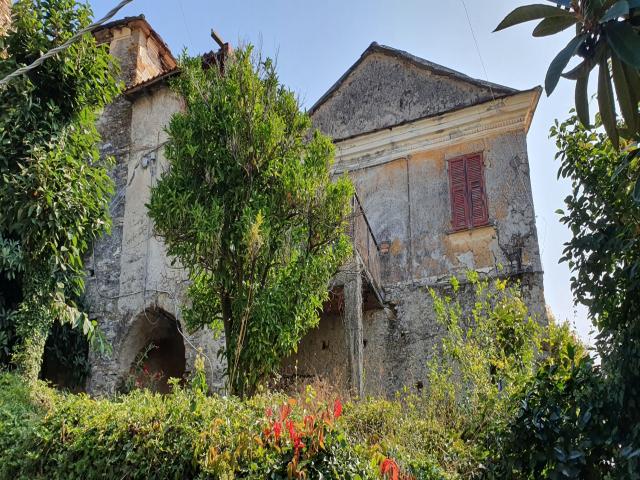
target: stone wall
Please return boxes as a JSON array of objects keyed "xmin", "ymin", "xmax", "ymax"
[
  {"xmin": 86, "ymin": 83, "xmax": 225, "ymax": 395},
  {"xmin": 281, "ymin": 313, "xmax": 350, "ymax": 390},
  {"xmin": 362, "ymin": 271, "xmax": 544, "ymax": 395},
  {"xmin": 93, "ymin": 19, "xmax": 176, "ymax": 89},
  {"xmin": 86, "ymin": 22, "xmax": 223, "ymax": 395},
  {"xmin": 311, "ymin": 47, "xmax": 512, "ymax": 141}
]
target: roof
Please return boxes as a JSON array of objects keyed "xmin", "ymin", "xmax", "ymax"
[
  {"xmin": 309, "ymin": 42, "xmax": 517, "ymax": 115},
  {"xmin": 94, "ymin": 14, "xmax": 146, "ymax": 32},
  {"xmin": 123, "ymin": 47, "xmax": 231, "ymax": 98},
  {"xmin": 124, "ymin": 68, "xmax": 180, "ymax": 99},
  {"xmin": 93, "ymin": 15, "xmax": 177, "ymax": 71}
]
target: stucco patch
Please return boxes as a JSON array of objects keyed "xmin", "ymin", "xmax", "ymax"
[{"xmin": 444, "ymin": 225, "xmax": 497, "ymax": 269}]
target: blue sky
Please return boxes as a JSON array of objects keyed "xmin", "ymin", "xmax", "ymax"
[{"xmin": 89, "ymin": 0, "xmax": 595, "ymax": 342}]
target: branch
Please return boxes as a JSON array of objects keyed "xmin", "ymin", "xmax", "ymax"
[{"xmin": 0, "ymin": 0, "xmax": 135, "ymax": 86}]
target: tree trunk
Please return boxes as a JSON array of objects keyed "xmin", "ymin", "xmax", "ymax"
[{"xmin": 221, "ymin": 293, "xmax": 236, "ymax": 395}]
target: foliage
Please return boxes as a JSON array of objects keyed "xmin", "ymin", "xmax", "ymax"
[
  {"xmin": 343, "ymin": 273, "xmax": 578, "ymax": 480},
  {"xmin": 491, "ymin": 344, "xmax": 638, "ymax": 479},
  {"xmin": 119, "ymin": 342, "xmax": 164, "ymax": 394},
  {"xmin": 0, "ymin": 372, "xmax": 378, "ymax": 479},
  {"xmin": 40, "ymin": 321, "xmax": 91, "ymax": 389},
  {"xmin": 495, "ymin": 0, "xmax": 640, "ymax": 147},
  {"xmin": 482, "ymin": 114, "xmax": 639, "ymax": 478},
  {"xmin": 343, "ymin": 397, "xmax": 456, "ymax": 480},
  {"xmin": 0, "ymin": 272, "xmax": 582, "ymax": 479},
  {"xmin": 0, "ymin": 0, "xmax": 120, "ymax": 380},
  {"xmin": 550, "ymin": 113, "xmax": 640, "ymax": 473},
  {"xmin": 427, "ymin": 273, "xmax": 541, "ymax": 451},
  {"xmin": 148, "ymin": 46, "xmax": 354, "ymax": 396}
]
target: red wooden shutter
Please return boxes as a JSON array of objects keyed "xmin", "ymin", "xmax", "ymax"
[
  {"xmin": 465, "ymin": 155, "xmax": 489, "ymax": 227},
  {"xmin": 449, "ymin": 157, "xmax": 468, "ymax": 230}
]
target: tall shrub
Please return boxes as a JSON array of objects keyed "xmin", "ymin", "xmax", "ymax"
[
  {"xmin": 344, "ymin": 272, "xmax": 578, "ymax": 479},
  {"xmin": 147, "ymin": 47, "xmax": 354, "ymax": 396},
  {"xmin": 553, "ymin": 114, "xmax": 640, "ymax": 472},
  {"xmin": 0, "ymin": 0, "xmax": 120, "ymax": 380}
]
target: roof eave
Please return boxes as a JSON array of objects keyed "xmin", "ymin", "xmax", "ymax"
[
  {"xmin": 124, "ymin": 68, "xmax": 180, "ymax": 99},
  {"xmin": 328, "ymin": 86, "xmax": 541, "ymax": 144}
]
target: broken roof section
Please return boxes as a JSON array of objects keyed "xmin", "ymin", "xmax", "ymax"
[
  {"xmin": 310, "ymin": 42, "xmax": 523, "ymax": 141},
  {"xmin": 94, "ymin": 16, "xmax": 233, "ymax": 98}
]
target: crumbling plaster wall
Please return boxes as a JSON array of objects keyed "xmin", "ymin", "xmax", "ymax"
[
  {"xmin": 345, "ymin": 130, "xmax": 546, "ymax": 395},
  {"xmin": 87, "ymin": 84, "xmax": 225, "ymax": 395},
  {"xmin": 309, "ymin": 54, "xmax": 546, "ymax": 396},
  {"xmin": 347, "ymin": 131, "xmax": 543, "ymax": 285},
  {"xmin": 86, "ymin": 25, "xmax": 224, "ymax": 395}
]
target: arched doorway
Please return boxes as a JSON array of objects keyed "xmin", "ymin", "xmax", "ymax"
[{"xmin": 118, "ymin": 308, "xmax": 186, "ymax": 393}]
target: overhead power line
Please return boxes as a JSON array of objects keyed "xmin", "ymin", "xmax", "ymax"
[
  {"xmin": 0, "ymin": 0, "xmax": 135, "ymax": 86},
  {"xmin": 459, "ymin": 0, "xmax": 496, "ymax": 102}
]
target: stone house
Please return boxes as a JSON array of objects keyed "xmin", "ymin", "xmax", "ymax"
[{"xmin": 83, "ymin": 16, "xmax": 545, "ymax": 396}]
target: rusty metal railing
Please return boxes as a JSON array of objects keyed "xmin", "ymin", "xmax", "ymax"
[{"xmin": 350, "ymin": 193, "xmax": 383, "ymax": 298}]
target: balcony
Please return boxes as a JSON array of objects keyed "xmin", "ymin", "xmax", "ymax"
[{"xmin": 349, "ymin": 193, "xmax": 385, "ymax": 308}]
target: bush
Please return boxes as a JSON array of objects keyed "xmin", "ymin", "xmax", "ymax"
[
  {"xmin": 491, "ymin": 349, "xmax": 613, "ymax": 479},
  {"xmin": 344, "ymin": 273, "xmax": 580, "ymax": 480},
  {"xmin": 490, "ymin": 344, "xmax": 640, "ymax": 479},
  {"xmin": 0, "ymin": 373, "xmax": 377, "ymax": 479},
  {"xmin": 343, "ymin": 398, "xmax": 461, "ymax": 480}
]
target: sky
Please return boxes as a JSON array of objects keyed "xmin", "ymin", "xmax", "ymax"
[{"xmin": 89, "ymin": 0, "xmax": 595, "ymax": 343}]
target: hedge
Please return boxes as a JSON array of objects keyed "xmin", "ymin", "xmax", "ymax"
[{"xmin": 0, "ymin": 373, "xmax": 386, "ymax": 479}]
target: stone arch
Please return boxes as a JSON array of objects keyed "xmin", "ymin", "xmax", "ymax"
[{"xmin": 118, "ymin": 307, "xmax": 186, "ymax": 393}]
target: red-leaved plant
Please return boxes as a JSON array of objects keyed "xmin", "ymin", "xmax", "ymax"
[
  {"xmin": 380, "ymin": 457, "xmax": 415, "ymax": 480},
  {"xmin": 262, "ymin": 398, "xmax": 343, "ymax": 478}
]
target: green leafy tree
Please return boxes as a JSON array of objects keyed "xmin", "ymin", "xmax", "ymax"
[
  {"xmin": 495, "ymin": 0, "xmax": 640, "ymax": 148},
  {"xmin": 487, "ymin": 115, "xmax": 640, "ymax": 479},
  {"xmin": 494, "ymin": 349, "xmax": 616, "ymax": 479},
  {"xmin": 147, "ymin": 47, "xmax": 354, "ymax": 397},
  {"xmin": 552, "ymin": 114, "xmax": 640, "ymax": 465},
  {"xmin": 0, "ymin": 0, "xmax": 120, "ymax": 381}
]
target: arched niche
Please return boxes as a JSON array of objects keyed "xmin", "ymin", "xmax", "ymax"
[{"xmin": 118, "ymin": 307, "xmax": 186, "ymax": 393}]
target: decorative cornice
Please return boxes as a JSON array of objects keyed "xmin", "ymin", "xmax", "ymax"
[{"xmin": 331, "ymin": 88, "xmax": 541, "ymax": 174}]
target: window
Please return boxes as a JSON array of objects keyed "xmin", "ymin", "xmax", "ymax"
[{"xmin": 448, "ymin": 153, "xmax": 489, "ymax": 231}]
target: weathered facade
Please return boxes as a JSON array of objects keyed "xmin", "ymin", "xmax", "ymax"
[
  {"xmin": 86, "ymin": 17, "xmax": 225, "ymax": 394},
  {"xmin": 289, "ymin": 44, "xmax": 545, "ymax": 395},
  {"xmin": 85, "ymin": 17, "xmax": 545, "ymax": 396}
]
